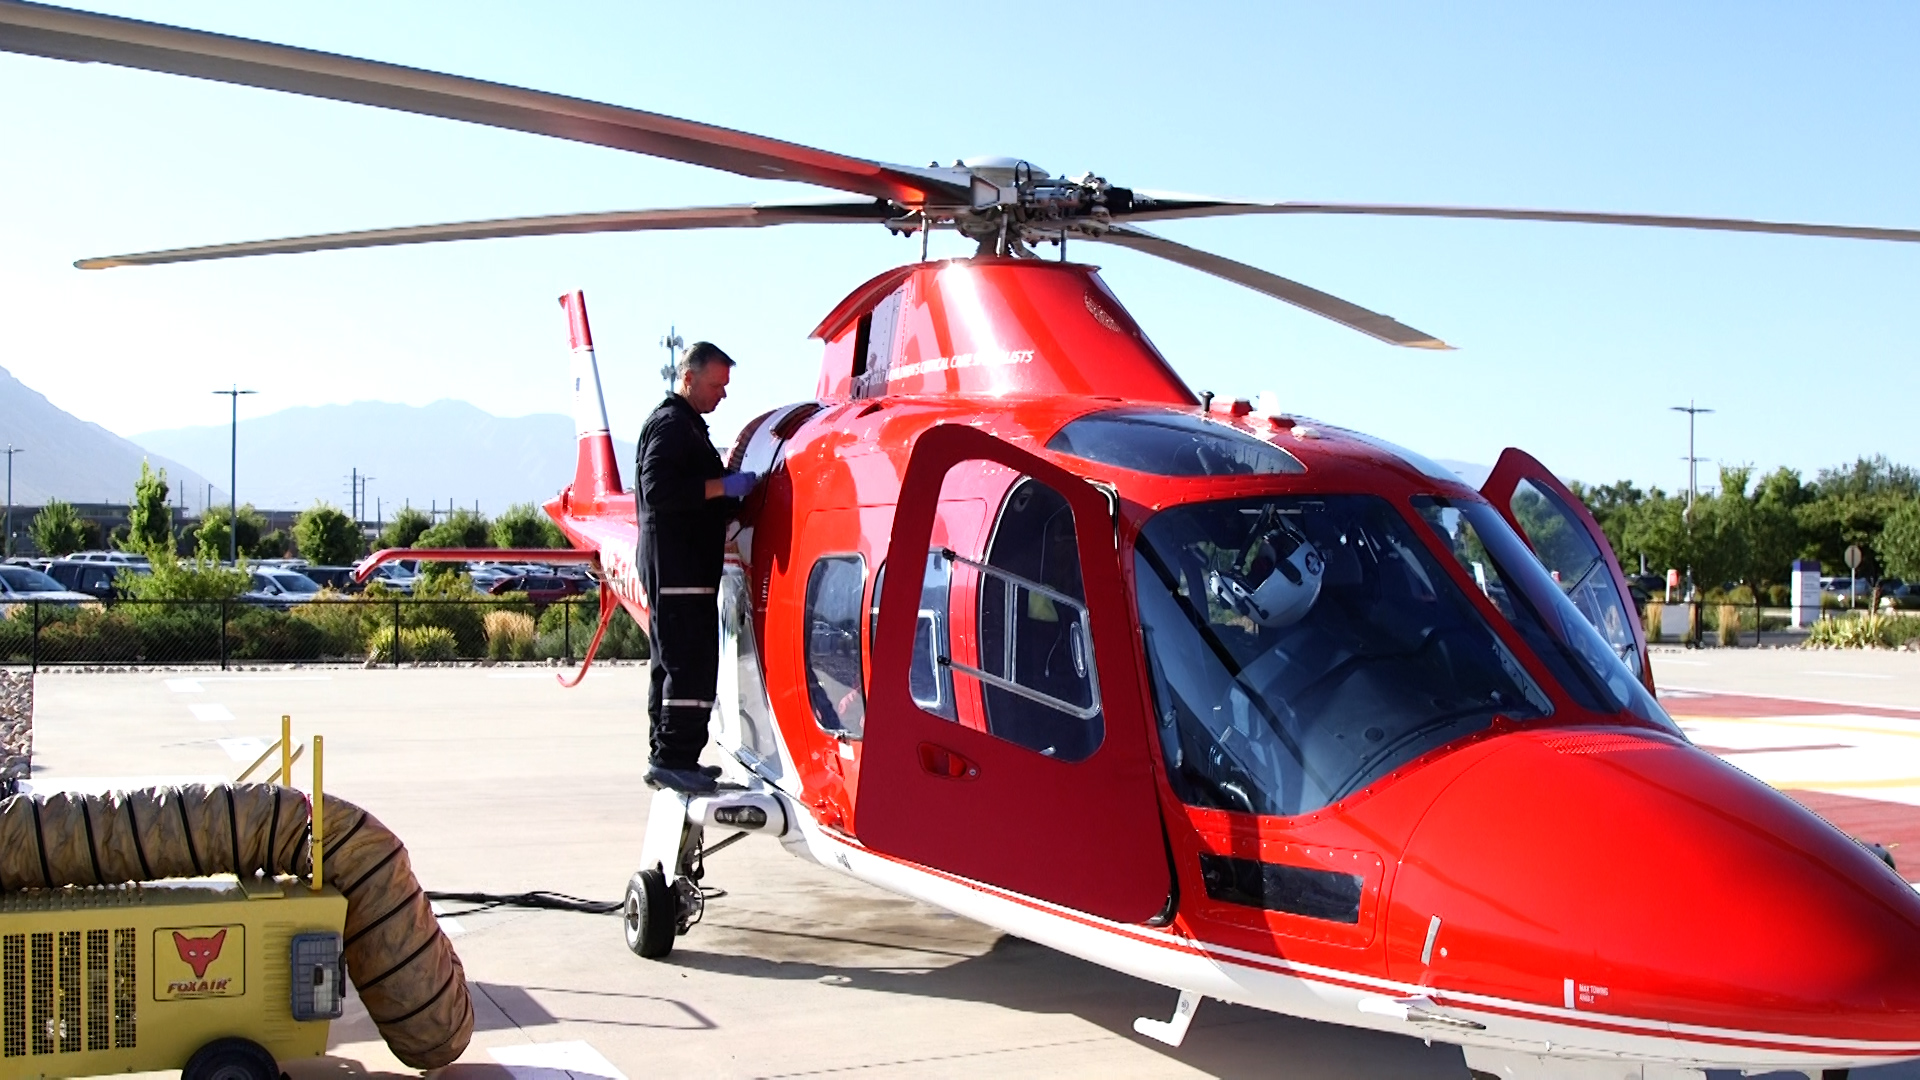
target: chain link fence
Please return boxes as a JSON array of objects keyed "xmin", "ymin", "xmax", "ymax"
[{"xmin": 0, "ymin": 595, "xmax": 649, "ymax": 670}]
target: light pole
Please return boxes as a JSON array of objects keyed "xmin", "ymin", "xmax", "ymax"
[
  {"xmin": 659, "ymin": 326, "xmax": 684, "ymax": 391},
  {"xmin": 212, "ymin": 386, "xmax": 257, "ymax": 563},
  {"xmin": 1669, "ymin": 401, "xmax": 1714, "ymax": 520},
  {"xmin": 2, "ymin": 445, "xmax": 20, "ymax": 559},
  {"xmin": 1669, "ymin": 401, "xmax": 1713, "ymax": 599}
]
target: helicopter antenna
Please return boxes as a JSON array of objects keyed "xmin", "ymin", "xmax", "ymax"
[{"xmin": 659, "ymin": 326, "xmax": 684, "ymax": 391}]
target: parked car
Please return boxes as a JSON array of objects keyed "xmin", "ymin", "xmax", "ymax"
[
  {"xmin": 242, "ymin": 568, "xmax": 323, "ymax": 606},
  {"xmin": 66, "ymin": 550, "xmax": 148, "ymax": 566},
  {"xmin": 1879, "ymin": 584, "xmax": 1920, "ymax": 612},
  {"xmin": 44, "ymin": 559, "xmax": 148, "ymax": 603},
  {"xmin": 365, "ymin": 562, "xmax": 416, "ymax": 595},
  {"xmin": 0, "ymin": 566, "xmax": 93, "ymax": 603},
  {"xmin": 297, "ymin": 565, "xmax": 363, "ymax": 593},
  {"xmin": 487, "ymin": 573, "xmax": 591, "ymax": 606}
]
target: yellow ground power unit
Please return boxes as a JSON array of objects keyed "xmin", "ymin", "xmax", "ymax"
[
  {"xmin": 0, "ymin": 877, "xmax": 346, "ymax": 1080},
  {"xmin": 0, "ymin": 726, "xmax": 473, "ymax": 1079}
]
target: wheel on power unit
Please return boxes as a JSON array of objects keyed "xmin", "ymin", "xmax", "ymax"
[
  {"xmin": 183, "ymin": 1037, "xmax": 279, "ymax": 1080},
  {"xmin": 624, "ymin": 868, "xmax": 676, "ymax": 958}
]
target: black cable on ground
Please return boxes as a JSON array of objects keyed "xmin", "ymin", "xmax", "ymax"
[{"xmin": 425, "ymin": 890, "xmax": 623, "ymax": 918}]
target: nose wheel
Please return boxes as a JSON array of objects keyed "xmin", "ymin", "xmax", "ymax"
[{"xmin": 622, "ymin": 869, "xmax": 676, "ymax": 958}]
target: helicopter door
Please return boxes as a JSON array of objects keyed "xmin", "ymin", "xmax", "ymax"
[
  {"xmin": 1480, "ymin": 447, "xmax": 1654, "ymax": 692},
  {"xmin": 859, "ymin": 424, "xmax": 1171, "ymax": 924}
]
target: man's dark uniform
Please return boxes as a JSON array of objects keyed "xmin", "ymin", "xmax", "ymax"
[{"xmin": 636, "ymin": 392, "xmax": 739, "ymax": 771}]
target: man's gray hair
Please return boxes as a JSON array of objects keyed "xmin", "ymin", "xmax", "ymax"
[{"xmin": 677, "ymin": 341, "xmax": 735, "ymax": 378}]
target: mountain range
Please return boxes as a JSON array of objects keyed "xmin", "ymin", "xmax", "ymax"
[
  {"xmin": 132, "ymin": 399, "xmax": 637, "ymax": 518},
  {"xmin": 0, "ymin": 364, "xmax": 214, "ymax": 509}
]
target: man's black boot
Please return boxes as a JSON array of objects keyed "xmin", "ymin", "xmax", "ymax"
[{"xmin": 646, "ymin": 764, "xmax": 718, "ymax": 795}]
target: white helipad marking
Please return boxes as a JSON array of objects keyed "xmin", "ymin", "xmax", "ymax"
[
  {"xmin": 165, "ymin": 678, "xmax": 203, "ymax": 694},
  {"xmin": 19, "ymin": 775, "xmax": 226, "ymax": 796},
  {"xmin": 216, "ymin": 737, "xmax": 267, "ymax": 763},
  {"xmin": 490, "ymin": 1041, "xmax": 626, "ymax": 1080},
  {"xmin": 1682, "ymin": 713, "xmax": 1920, "ymax": 805},
  {"xmin": 429, "ymin": 901, "xmax": 467, "ymax": 938},
  {"xmin": 192, "ymin": 675, "xmax": 331, "ymax": 684},
  {"xmin": 1806, "ymin": 671, "xmax": 1894, "ymax": 680},
  {"xmin": 187, "ymin": 703, "xmax": 234, "ymax": 724}
]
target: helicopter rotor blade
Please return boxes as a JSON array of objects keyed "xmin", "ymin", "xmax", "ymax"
[
  {"xmin": 74, "ymin": 200, "xmax": 898, "ymax": 269},
  {"xmin": 0, "ymin": 0, "xmax": 971, "ymax": 207},
  {"xmin": 1121, "ymin": 194, "xmax": 1920, "ymax": 244},
  {"xmin": 1089, "ymin": 225, "xmax": 1451, "ymax": 350}
]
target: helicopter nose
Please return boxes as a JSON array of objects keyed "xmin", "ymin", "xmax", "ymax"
[{"xmin": 1388, "ymin": 726, "xmax": 1920, "ymax": 1046}]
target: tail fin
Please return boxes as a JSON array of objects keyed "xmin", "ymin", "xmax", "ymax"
[{"xmin": 561, "ymin": 290, "xmax": 624, "ymax": 502}]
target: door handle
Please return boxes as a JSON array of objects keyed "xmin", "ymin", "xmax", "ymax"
[{"xmin": 917, "ymin": 742, "xmax": 978, "ymax": 780}]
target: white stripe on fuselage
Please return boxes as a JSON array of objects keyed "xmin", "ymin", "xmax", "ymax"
[{"xmin": 766, "ymin": 796, "xmax": 1920, "ymax": 1072}]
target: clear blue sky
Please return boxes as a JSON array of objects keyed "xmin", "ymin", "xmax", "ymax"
[{"xmin": 2, "ymin": 1, "xmax": 1917, "ymax": 497}]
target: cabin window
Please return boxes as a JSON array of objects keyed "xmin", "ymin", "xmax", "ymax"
[
  {"xmin": 1047, "ymin": 408, "xmax": 1304, "ymax": 478},
  {"xmin": 869, "ymin": 552, "xmax": 957, "ymax": 721},
  {"xmin": 805, "ymin": 555, "xmax": 867, "ymax": 738},
  {"xmin": 967, "ymin": 478, "xmax": 1103, "ymax": 762}
]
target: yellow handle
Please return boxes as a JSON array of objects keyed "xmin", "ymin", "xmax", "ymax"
[
  {"xmin": 310, "ymin": 734, "xmax": 325, "ymax": 892},
  {"xmin": 281, "ymin": 715, "xmax": 292, "ymax": 786}
]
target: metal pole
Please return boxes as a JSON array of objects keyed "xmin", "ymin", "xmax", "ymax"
[
  {"xmin": 2, "ymin": 445, "xmax": 19, "ymax": 558},
  {"xmin": 212, "ymin": 386, "xmax": 257, "ymax": 563}
]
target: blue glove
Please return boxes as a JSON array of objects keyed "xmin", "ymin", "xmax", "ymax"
[{"xmin": 720, "ymin": 470, "xmax": 759, "ymax": 499}]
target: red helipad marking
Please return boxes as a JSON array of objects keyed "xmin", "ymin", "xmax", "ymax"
[{"xmin": 1659, "ymin": 689, "xmax": 1920, "ymax": 721}]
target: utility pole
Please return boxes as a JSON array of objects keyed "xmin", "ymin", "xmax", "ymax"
[
  {"xmin": 1669, "ymin": 401, "xmax": 1714, "ymax": 521},
  {"xmin": 343, "ymin": 469, "xmax": 373, "ymax": 525},
  {"xmin": 212, "ymin": 385, "xmax": 257, "ymax": 563},
  {"xmin": 2, "ymin": 445, "xmax": 21, "ymax": 559},
  {"xmin": 660, "ymin": 326, "xmax": 684, "ymax": 391}
]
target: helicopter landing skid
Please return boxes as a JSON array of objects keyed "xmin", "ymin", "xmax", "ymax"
[
  {"xmin": 1133, "ymin": 989, "xmax": 1203, "ymax": 1047},
  {"xmin": 629, "ymin": 785, "xmax": 792, "ymax": 958}
]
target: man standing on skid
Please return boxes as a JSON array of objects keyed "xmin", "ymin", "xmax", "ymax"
[{"xmin": 636, "ymin": 342, "xmax": 757, "ymax": 794}]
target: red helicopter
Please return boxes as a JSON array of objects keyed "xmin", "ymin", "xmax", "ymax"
[{"xmin": 8, "ymin": 4, "xmax": 1920, "ymax": 1077}]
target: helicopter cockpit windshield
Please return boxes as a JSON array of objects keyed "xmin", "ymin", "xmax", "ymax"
[
  {"xmin": 1410, "ymin": 496, "xmax": 1677, "ymax": 736},
  {"xmin": 1135, "ymin": 494, "xmax": 1554, "ymax": 818}
]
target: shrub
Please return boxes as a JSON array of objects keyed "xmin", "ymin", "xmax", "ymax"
[
  {"xmin": 484, "ymin": 610, "xmax": 536, "ymax": 661},
  {"xmin": 1804, "ymin": 612, "xmax": 1920, "ymax": 649},
  {"xmin": 366, "ymin": 623, "xmax": 458, "ymax": 662},
  {"xmin": 491, "ymin": 503, "xmax": 566, "ymax": 550},
  {"xmin": 291, "ymin": 595, "xmax": 383, "ymax": 658},
  {"xmin": 0, "ymin": 607, "xmax": 31, "ymax": 662},
  {"xmin": 37, "ymin": 607, "xmax": 142, "ymax": 663},
  {"xmin": 122, "ymin": 552, "xmax": 249, "ymax": 601},
  {"xmin": 534, "ymin": 595, "xmax": 648, "ymax": 661},
  {"xmin": 126, "ymin": 601, "xmax": 223, "ymax": 663},
  {"xmin": 1766, "ymin": 584, "xmax": 1791, "ymax": 607},
  {"xmin": 227, "ymin": 606, "xmax": 327, "ymax": 661},
  {"xmin": 27, "ymin": 500, "xmax": 87, "ymax": 558}
]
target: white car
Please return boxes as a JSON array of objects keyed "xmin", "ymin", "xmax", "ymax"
[
  {"xmin": 0, "ymin": 566, "xmax": 94, "ymax": 603},
  {"xmin": 242, "ymin": 568, "xmax": 323, "ymax": 606}
]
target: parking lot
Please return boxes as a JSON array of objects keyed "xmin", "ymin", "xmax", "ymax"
[{"xmin": 17, "ymin": 654, "xmax": 1920, "ymax": 1079}]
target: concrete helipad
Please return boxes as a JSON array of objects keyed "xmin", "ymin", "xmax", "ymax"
[{"xmin": 17, "ymin": 651, "xmax": 1920, "ymax": 1079}]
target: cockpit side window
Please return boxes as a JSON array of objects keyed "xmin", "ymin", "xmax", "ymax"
[{"xmin": 1135, "ymin": 494, "xmax": 1551, "ymax": 817}]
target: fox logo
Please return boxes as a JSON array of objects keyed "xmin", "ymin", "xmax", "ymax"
[{"xmin": 172, "ymin": 929, "xmax": 226, "ymax": 979}]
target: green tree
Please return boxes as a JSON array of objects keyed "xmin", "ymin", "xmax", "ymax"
[
  {"xmin": 196, "ymin": 504, "xmax": 266, "ymax": 562},
  {"xmin": 413, "ymin": 509, "xmax": 491, "ymax": 580},
  {"xmin": 1879, "ymin": 499, "xmax": 1920, "ymax": 581},
  {"xmin": 27, "ymin": 499, "xmax": 87, "ymax": 557},
  {"xmin": 377, "ymin": 506, "xmax": 433, "ymax": 551},
  {"xmin": 294, "ymin": 503, "xmax": 364, "ymax": 566},
  {"xmin": 123, "ymin": 460, "xmax": 172, "ymax": 554},
  {"xmin": 490, "ymin": 502, "xmax": 566, "ymax": 550},
  {"xmin": 255, "ymin": 528, "xmax": 292, "ymax": 559}
]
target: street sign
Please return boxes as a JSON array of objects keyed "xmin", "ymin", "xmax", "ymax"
[{"xmin": 1845, "ymin": 544, "xmax": 1863, "ymax": 571}]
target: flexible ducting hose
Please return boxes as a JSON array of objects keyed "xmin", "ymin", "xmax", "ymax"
[{"xmin": 0, "ymin": 784, "xmax": 472, "ymax": 1069}]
